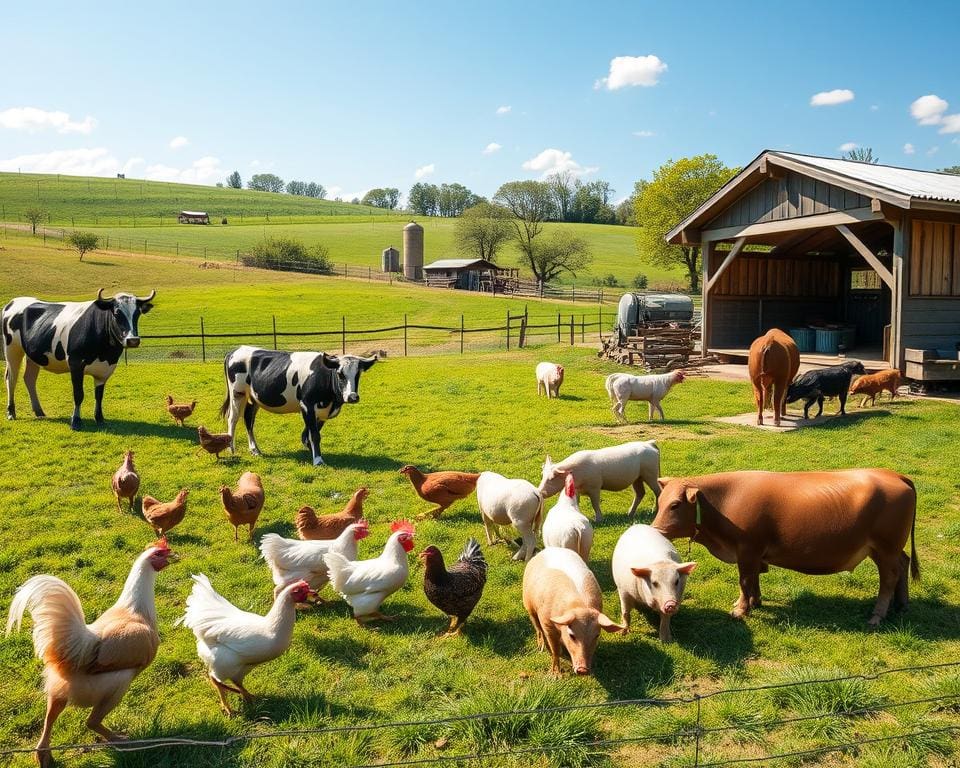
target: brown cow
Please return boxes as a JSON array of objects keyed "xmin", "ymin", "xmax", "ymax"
[
  {"xmin": 747, "ymin": 329, "xmax": 799, "ymax": 427},
  {"xmin": 849, "ymin": 369, "xmax": 901, "ymax": 407},
  {"xmin": 652, "ymin": 470, "xmax": 918, "ymax": 626}
]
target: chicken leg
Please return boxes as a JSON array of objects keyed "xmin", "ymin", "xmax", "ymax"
[
  {"xmin": 443, "ymin": 615, "xmax": 466, "ymax": 638},
  {"xmin": 36, "ymin": 695, "xmax": 68, "ymax": 768}
]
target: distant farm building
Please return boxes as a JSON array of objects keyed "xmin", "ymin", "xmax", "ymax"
[
  {"xmin": 422, "ymin": 258, "xmax": 519, "ymax": 292},
  {"xmin": 178, "ymin": 210, "xmax": 210, "ymax": 225},
  {"xmin": 403, "ymin": 221, "xmax": 424, "ymax": 280},
  {"xmin": 381, "ymin": 245, "xmax": 400, "ymax": 273},
  {"xmin": 668, "ymin": 150, "xmax": 960, "ymax": 375}
]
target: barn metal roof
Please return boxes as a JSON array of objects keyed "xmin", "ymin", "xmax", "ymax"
[
  {"xmin": 179, "ymin": 210, "xmax": 208, "ymax": 216},
  {"xmin": 422, "ymin": 258, "xmax": 500, "ymax": 270}
]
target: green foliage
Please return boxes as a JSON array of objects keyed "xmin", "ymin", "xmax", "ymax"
[
  {"xmin": 842, "ymin": 147, "xmax": 879, "ymax": 164},
  {"xmin": 226, "ymin": 171, "xmax": 242, "ymax": 189},
  {"xmin": 360, "ymin": 188, "xmax": 400, "ymax": 210},
  {"xmin": 242, "ymin": 236, "xmax": 332, "ymax": 274},
  {"xmin": 939, "ymin": 165, "xmax": 960, "ymax": 176},
  {"xmin": 769, "ymin": 666, "xmax": 885, "ymax": 716},
  {"xmin": 248, "ymin": 173, "xmax": 285, "ymax": 193},
  {"xmin": 634, "ymin": 154, "xmax": 737, "ymax": 292},
  {"xmin": 453, "ymin": 202, "xmax": 513, "ymax": 263},
  {"xmin": 530, "ymin": 229, "xmax": 592, "ymax": 282},
  {"xmin": 632, "ymin": 273, "xmax": 648, "ymax": 289},
  {"xmin": 67, "ymin": 230, "xmax": 99, "ymax": 261},
  {"xmin": 571, "ymin": 180, "xmax": 615, "ymax": 225},
  {"xmin": 595, "ymin": 273, "xmax": 621, "ymax": 288},
  {"xmin": 24, "ymin": 206, "xmax": 46, "ymax": 235},
  {"xmin": 494, "ymin": 180, "xmax": 558, "ymax": 281}
]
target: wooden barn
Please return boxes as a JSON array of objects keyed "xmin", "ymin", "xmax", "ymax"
[
  {"xmin": 178, "ymin": 210, "xmax": 209, "ymax": 224},
  {"xmin": 422, "ymin": 258, "xmax": 518, "ymax": 292},
  {"xmin": 667, "ymin": 151, "xmax": 960, "ymax": 372}
]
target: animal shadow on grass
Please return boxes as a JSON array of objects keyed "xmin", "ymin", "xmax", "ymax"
[
  {"xmin": 163, "ymin": 532, "xmax": 211, "ymax": 547},
  {"xmin": 465, "ymin": 614, "xmax": 537, "ymax": 657},
  {"xmin": 247, "ymin": 689, "xmax": 378, "ymax": 725},
  {"xmin": 301, "ymin": 633, "xmax": 374, "ymax": 669},
  {"xmin": 111, "ymin": 719, "xmax": 238, "ymax": 768},
  {"xmin": 274, "ymin": 450, "xmax": 403, "ymax": 473},
  {"xmin": 99, "ymin": 418, "xmax": 206, "ymax": 443},
  {"xmin": 794, "ymin": 410, "xmax": 892, "ymax": 429},
  {"xmin": 257, "ymin": 519, "xmax": 296, "ymax": 538},
  {"xmin": 593, "ymin": 638, "xmax": 675, "ymax": 699},
  {"xmin": 556, "ymin": 394, "xmax": 586, "ymax": 402}
]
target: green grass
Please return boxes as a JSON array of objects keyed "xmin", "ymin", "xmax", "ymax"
[{"xmin": 1, "ymin": 243, "xmax": 959, "ymax": 767}]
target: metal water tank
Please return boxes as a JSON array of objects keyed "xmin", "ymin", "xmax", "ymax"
[
  {"xmin": 382, "ymin": 245, "xmax": 400, "ymax": 273},
  {"xmin": 403, "ymin": 221, "xmax": 424, "ymax": 280}
]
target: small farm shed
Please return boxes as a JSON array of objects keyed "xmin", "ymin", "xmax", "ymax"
[
  {"xmin": 178, "ymin": 210, "xmax": 209, "ymax": 224},
  {"xmin": 667, "ymin": 150, "xmax": 960, "ymax": 371},
  {"xmin": 422, "ymin": 258, "xmax": 518, "ymax": 291}
]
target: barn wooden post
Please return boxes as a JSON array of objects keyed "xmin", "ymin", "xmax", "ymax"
[
  {"xmin": 200, "ymin": 317, "xmax": 206, "ymax": 363},
  {"xmin": 700, "ymin": 237, "xmax": 712, "ymax": 356},
  {"xmin": 272, "ymin": 316, "xmax": 278, "ymax": 350},
  {"xmin": 341, "ymin": 316, "xmax": 346, "ymax": 354}
]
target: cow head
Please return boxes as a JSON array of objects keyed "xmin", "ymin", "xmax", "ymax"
[
  {"xmin": 94, "ymin": 288, "xmax": 155, "ymax": 348},
  {"xmin": 652, "ymin": 478, "xmax": 699, "ymax": 539},
  {"xmin": 538, "ymin": 455, "xmax": 570, "ymax": 498},
  {"xmin": 322, "ymin": 353, "xmax": 377, "ymax": 404}
]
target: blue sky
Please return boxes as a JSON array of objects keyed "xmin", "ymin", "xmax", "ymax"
[{"xmin": 1, "ymin": 1, "xmax": 958, "ymax": 202}]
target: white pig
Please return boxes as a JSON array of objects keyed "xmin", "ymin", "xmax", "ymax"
[
  {"xmin": 612, "ymin": 524, "xmax": 696, "ymax": 642},
  {"xmin": 536, "ymin": 362, "xmax": 565, "ymax": 398},
  {"xmin": 522, "ymin": 547, "xmax": 623, "ymax": 675}
]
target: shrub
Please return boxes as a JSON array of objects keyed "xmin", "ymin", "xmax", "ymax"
[
  {"xmin": 68, "ymin": 231, "xmax": 99, "ymax": 262},
  {"xmin": 594, "ymin": 273, "xmax": 621, "ymax": 288},
  {"xmin": 221, "ymin": 217, "xmax": 228, "ymax": 225},
  {"xmin": 632, "ymin": 272, "xmax": 649, "ymax": 289},
  {"xmin": 242, "ymin": 237, "xmax": 332, "ymax": 275}
]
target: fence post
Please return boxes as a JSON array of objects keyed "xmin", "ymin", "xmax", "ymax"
[
  {"xmin": 572, "ymin": 284, "xmax": 576, "ymax": 303},
  {"xmin": 200, "ymin": 317, "xmax": 206, "ymax": 363},
  {"xmin": 598, "ymin": 307, "xmax": 603, "ymax": 340},
  {"xmin": 557, "ymin": 312, "xmax": 561, "ymax": 343},
  {"xmin": 599, "ymin": 287, "xmax": 604, "ymax": 304},
  {"xmin": 404, "ymin": 314, "xmax": 408, "ymax": 357},
  {"xmin": 569, "ymin": 315, "xmax": 574, "ymax": 346},
  {"xmin": 694, "ymin": 694, "xmax": 702, "ymax": 766},
  {"xmin": 581, "ymin": 314, "xmax": 585, "ymax": 343},
  {"xmin": 272, "ymin": 316, "xmax": 278, "ymax": 350},
  {"xmin": 506, "ymin": 311, "xmax": 510, "ymax": 351},
  {"xmin": 460, "ymin": 315, "xmax": 464, "ymax": 354},
  {"xmin": 341, "ymin": 316, "xmax": 346, "ymax": 354}
]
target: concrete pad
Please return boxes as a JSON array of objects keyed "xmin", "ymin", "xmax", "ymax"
[{"xmin": 715, "ymin": 412, "xmax": 835, "ymax": 432}]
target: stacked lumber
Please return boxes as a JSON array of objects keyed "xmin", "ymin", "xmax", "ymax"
[{"xmin": 599, "ymin": 325, "xmax": 713, "ymax": 371}]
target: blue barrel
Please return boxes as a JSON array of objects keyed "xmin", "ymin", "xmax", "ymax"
[
  {"xmin": 815, "ymin": 328, "xmax": 840, "ymax": 354},
  {"xmin": 789, "ymin": 328, "xmax": 815, "ymax": 353}
]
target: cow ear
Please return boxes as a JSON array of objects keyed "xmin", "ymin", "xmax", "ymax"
[
  {"xmin": 658, "ymin": 477, "xmax": 672, "ymax": 489},
  {"xmin": 321, "ymin": 354, "xmax": 340, "ymax": 370},
  {"xmin": 550, "ymin": 612, "xmax": 576, "ymax": 628},
  {"xmin": 630, "ymin": 567, "xmax": 652, "ymax": 580},
  {"xmin": 685, "ymin": 487, "xmax": 699, "ymax": 506},
  {"xmin": 138, "ymin": 302, "xmax": 154, "ymax": 314},
  {"xmin": 360, "ymin": 356, "xmax": 377, "ymax": 371},
  {"xmin": 677, "ymin": 562, "xmax": 697, "ymax": 575}
]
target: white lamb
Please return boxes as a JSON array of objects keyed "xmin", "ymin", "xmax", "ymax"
[
  {"xmin": 476, "ymin": 471, "xmax": 542, "ymax": 562},
  {"xmin": 606, "ymin": 370, "xmax": 686, "ymax": 423},
  {"xmin": 536, "ymin": 362, "xmax": 565, "ymax": 398},
  {"xmin": 541, "ymin": 475, "xmax": 593, "ymax": 561}
]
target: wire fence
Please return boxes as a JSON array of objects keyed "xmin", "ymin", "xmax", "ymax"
[{"xmin": 2, "ymin": 660, "xmax": 958, "ymax": 765}]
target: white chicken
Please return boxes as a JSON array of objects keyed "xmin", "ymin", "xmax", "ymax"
[
  {"xmin": 176, "ymin": 574, "xmax": 312, "ymax": 715},
  {"xmin": 541, "ymin": 474, "xmax": 594, "ymax": 561},
  {"xmin": 324, "ymin": 520, "xmax": 415, "ymax": 625},
  {"xmin": 259, "ymin": 520, "xmax": 369, "ymax": 599}
]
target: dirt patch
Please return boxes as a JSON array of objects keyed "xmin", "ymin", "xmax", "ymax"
[{"xmin": 591, "ymin": 422, "xmax": 727, "ymax": 441}]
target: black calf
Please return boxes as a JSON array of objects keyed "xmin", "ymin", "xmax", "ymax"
[{"xmin": 786, "ymin": 360, "xmax": 866, "ymax": 419}]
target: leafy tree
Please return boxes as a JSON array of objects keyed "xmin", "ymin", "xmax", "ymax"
[
  {"xmin": 24, "ymin": 206, "xmax": 46, "ymax": 235},
  {"xmin": 305, "ymin": 182, "xmax": 326, "ymax": 199},
  {"xmin": 408, "ymin": 182, "xmax": 439, "ymax": 216},
  {"xmin": 634, "ymin": 154, "xmax": 738, "ymax": 293},
  {"xmin": 248, "ymin": 173, "xmax": 285, "ymax": 193},
  {"xmin": 226, "ymin": 171, "xmax": 242, "ymax": 189},
  {"xmin": 632, "ymin": 272, "xmax": 649, "ymax": 289},
  {"xmin": 940, "ymin": 165, "xmax": 960, "ymax": 176},
  {"xmin": 547, "ymin": 171, "xmax": 575, "ymax": 221},
  {"xmin": 493, "ymin": 180, "xmax": 557, "ymax": 281},
  {"xmin": 571, "ymin": 180, "xmax": 615, "ymax": 224},
  {"xmin": 68, "ymin": 231, "xmax": 99, "ymax": 262},
  {"xmin": 528, "ymin": 230, "xmax": 592, "ymax": 283},
  {"xmin": 286, "ymin": 180, "xmax": 307, "ymax": 196},
  {"xmin": 616, "ymin": 180, "xmax": 647, "ymax": 226},
  {"xmin": 361, "ymin": 188, "xmax": 400, "ymax": 209},
  {"xmin": 842, "ymin": 147, "xmax": 879, "ymax": 164},
  {"xmin": 454, "ymin": 202, "xmax": 513, "ymax": 263},
  {"xmin": 242, "ymin": 237, "xmax": 332, "ymax": 275},
  {"xmin": 438, "ymin": 183, "xmax": 480, "ymax": 217}
]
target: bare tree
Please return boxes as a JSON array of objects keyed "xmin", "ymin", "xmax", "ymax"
[
  {"xmin": 547, "ymin": 171, "xmax": 575, "ymax": 221},
  {"xmin": 842, "ymin": 147, "xmax": 879, "ymax": 164},
  {"xmin": 493, "ymin": 180, "xmax": 557, "ymax": 281}
]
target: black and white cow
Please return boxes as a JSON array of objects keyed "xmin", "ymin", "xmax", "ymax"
[
  {"xmin": 2, "ymin": 289, "xmax": 155, "ymax": 430},
  {"xmin": 219, "ymin": 345, "xmax": 377, "ymax": 466}
]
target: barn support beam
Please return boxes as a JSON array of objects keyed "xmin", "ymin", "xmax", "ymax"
[
  {"xmin": 835, "ymin": 224, "xmax": 895, "ymax": 291},
  {"xmin": 704, "ymin": 237, "xmax": 746, "ymax": 294}
]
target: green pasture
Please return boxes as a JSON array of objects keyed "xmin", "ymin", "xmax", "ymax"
[{"xmin": 0, "ymin": 338, "xmax": 959, "ymax": 766}]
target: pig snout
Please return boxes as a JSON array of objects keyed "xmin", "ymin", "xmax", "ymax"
[
  {"xmin": 574, "ymin": 664, "xmax": 591, "ymax": 675},
  {"xmin": 661, "ymin": 599, "xmax": 678, "ymax": 615}
]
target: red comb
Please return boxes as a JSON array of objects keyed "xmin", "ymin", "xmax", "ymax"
[
  {"xmin": 564, "ymin": 474, "xmax": 576, "ymax": 497},
  {"xmin": 390, "ymin": 519, "xmax": 415, "ymax": 535},
  {"xmin": 149, "ymin": 536, "xmax": 170, "ymax": 552}
]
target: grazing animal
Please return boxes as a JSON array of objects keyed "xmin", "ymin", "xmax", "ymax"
[
  {"xmin": 111, "ymin": 450, "xmax": 140, "ymax": 513},
  {"xmin": 535, "ymin": 362, "xmax": 565, "ymax": 398},
  {"xmin": 850, "ymin": 369, "xmax": 901, "ymax": 407},
  {"xmin": 522, "ymin": 547, "xmax": 622, "ymax": 675},
  {"xmin": 475, "ymin": 471, "xmax": 543, "ymax": 562},
  {"xmin": 420, "ymin": 538, "xmax": 488, "ymax": 636},
  {"xmin": 541, "ymin": 475, "xmax": 594, "ymax": 561},
  {"xmin": 198, "ymin": 425, "xmax": 232, "ymax": 459},
  {"xmin": 141, "ymin": 489, "xmax": 189, "ymax": 535},
  {"xmin": 220, "ymin": 345, "xmax": 376, "ymax": 466},
  {"xmin": 786, "ymin": 360, "xmax": 866, "ymax": 419},
  {"xmin": 605, "ymin": 370, "xmax": 686, "ymax": 423},
  {"xmin": 295, "ymin": 487, "xmax": 368, "ymax": 540},
  {"xmin": 611, "ymin": 524, "xmax": 696, "ymax": 642},
  {"xmin": 5, "ymin": 540, "xmax": 172, "ymax": 767},
  {"xmin": 653, "ymin": 470, "xmax": 918, "ymax": 625},
  {"xmin": 177, "ymin": 575, "xmax": 312, "ymax": 716},
  {"xmin": 399, "ymin": 465, "xmax": 481, "ymax": 520},
  {"xmin": 220, "ymin": 472, "xmax": 265, "ymax": 542},
  {"xmin": 166, "ymin": 395, "xmax": 197, "ymax": 426},
  {"xmin": 538, "ymin": 440, "xmax": 661, "ymax": 521},
  {"xmin": 2, "ymin": 289, "xmax": 155, "ymax": 429},
  {"xmin": 747, "ymin": 328, "xmax": 800, "ymax": 427}
]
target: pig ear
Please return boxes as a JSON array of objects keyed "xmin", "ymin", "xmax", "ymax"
[
  {"xmin": 658, "ymin": 477, "xmax": 672, "ymax": 489},
  {"xmin": 685, "ymin": 487, "xmax": 699, "ymax": 506},
  {"xmin": 543, "ymin": 455, "xmax": 552, "ymax": 468},
  {"xmin": 598, "ymin": 613, "xmax": 625, "ymax": 634},
  {"xmin": 677, "ymin": 562, "xmax": 697, "ymax": 575},
  {"xmin": 550, "ymin": 612, "xmax": 576, "ymax": 627},
  {"xmin": 630, "ymin": 567, "xmax": 652, "ymax": 580}
]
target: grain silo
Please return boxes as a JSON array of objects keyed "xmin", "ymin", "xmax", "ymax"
[
  {"xmin": 381, "ymin": 245, "xmax": 400, "ymax": 273},
  {"xmin": 402, "ymin": 221, "xmax": 424, "ymax": 280}
]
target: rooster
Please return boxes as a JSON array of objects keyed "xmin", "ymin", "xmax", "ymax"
[
  {"xmin": 142, "ymin": 489, "xmax": 189, "ymax": 536},
  {"xmin": 166, "ymin": 395, "xmax": 197, "ymax": 427},
  {"xmin": 295, "ymin": 487, "xmax": 368, "ymax": 540},
  {"xmin": 541, "ymin": 474, "xmax": 594, "ymax": 561},
  {"xmin": 399, "ymin": 465, "xmax": 480, "ymax": 520},
  {"xmin": 220, "ymin": 472, "xmax": 265, "ymax": 542},
  {"xmin": 198, "ymin": 425, "xmax": 232, "ymax": 460},
  {"xmin": 5, "ymin": 540, "xmax": 173, "ymax": 767},
  {"xmin": 324, "ymin": 520, "xmax": 415, "ymax": 625},
  {"xmin": 260, "ymin": 520, "xmax": 369, "ymax": 599},
  {"xmin": 177, "ymin": 574, "xmax": 312, "ymax": 716},
  {"xmin": 420, "ymin": 538, "xmax": 487, "ymax": 637},
  {"xmin": 111, "ymin": 450, "xmax": 140, "ymax": 513}
]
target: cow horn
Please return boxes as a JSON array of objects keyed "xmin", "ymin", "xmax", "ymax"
[
  {"xmin": 96, "ymin": 287, "xmax": 107, "ymax": 302},
  {"xmin": 138, "ymin": 289, "xmax": 156, "ymax": 303}
]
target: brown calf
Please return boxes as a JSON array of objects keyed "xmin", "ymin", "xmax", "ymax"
[
  {"xmin": 747, "ymin": 328, "xmax": 800, "ymax": 427},
  {"xmin": 849, "ymin": 369, "xmax": 900, "ymax": 407}
]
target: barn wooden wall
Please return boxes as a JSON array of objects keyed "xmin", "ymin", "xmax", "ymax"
[
  {"xmin": 711, "ymin": 256, "xmax": 841, "ymax": 297},
  {"xmin": 706, "ymin": 171, "xmax": 871, "ymax": 230},
  {"xmin": 909, "ymin": 219, "xmax": 960, "ymax": 296}
]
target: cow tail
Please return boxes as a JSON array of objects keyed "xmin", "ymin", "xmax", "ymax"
[
  {"xmin": 219, "ymin": 355, "xmax": 231, "ymax": 420},
  {"xmin": 903, "ymin": 476, "xmax": 920, "ymax": 580},
  {"xmin": 533, "ymin": 492, "xmax": 544, "ymax": 534}
]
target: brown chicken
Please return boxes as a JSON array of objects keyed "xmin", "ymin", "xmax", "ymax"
[
  {"xmin": 198, "ymin": 425, "xmax": 232, "ymax": 459},
  {"xmin": 142, "ymin": 489, "xmax": 189, "ymax": 535},
  {"xmin": 399, "ymin": 465, "xmax": 481, "ymax": 519},
  {"xmin": 111, "ymin": 450, "xmax": 140, "ymax": 513},
  {"xmin": 166, "ymin": 395, "xmax": 197, "ymax": 426},
  {"xmin": 296, "ymin": 487, "xmax": 369, "ymax": 540},
  {"xmin": 221, "ymin": 472, "xmax": 265, "ymax": 541}
]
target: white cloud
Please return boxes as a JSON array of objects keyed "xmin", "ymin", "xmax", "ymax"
[
  {"xmin": 0, "ymin": 147, "xmax": 121, "ymax": 175},
  {"xmin": 927, "ymin": 146, "xmax": 940, "ymax": 156},
  {"xmin": 938, "ymin": 114, "xmax": 960, "ymax": 134},
  {"xmin": 144, "ymin": 155, "xmax": 222, "ymax": 184},
  {"xmin": 839, "ymin": 142, "xmax": 858, "ymax": 152},
  {"xmin": 911, "ymin": 94, "xmax": 948, "ymax": 125},
  {"xmin": 482, "ymin": 142, "xmax": 502, "ymax": 155},
  {"xmin": 327, "ymin": 185, "xmax": 369, "ymax": 202},
  {"xmin": 496, "ymin": 105, "xmax": 511, "ymax": 115},
  {"xmin": 903, "ymin": 142, "xmax": 916, "ymax": 155},
  {"xmin": 168, "ymin": 135, "xmax": 189, "ymax": 149},
  {"xmin": 0, "ymin": 106, "xmax": 96, "ymax": 134},
  {"xmin": 595, "ymin": 55, "xmax": 667, "ymax": 90},
  {"xmin": 810, "ymin": 89, "xmax": 855, "ymax": 107},
  {"xmin": 414, "ymin": 163, "xmax": 435, "ymax": 180},
  {"xmin": 633, "ymin": 130, "xmax": 655, "ymax": 138},
  {"xmin": 521, "ymin": 148, "xmax": 598, "ymax": 178}
]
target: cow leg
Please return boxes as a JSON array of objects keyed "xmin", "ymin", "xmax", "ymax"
[
  {"xmin": 3, "ymin": 344, "xmax": 22, "ymax": 420},
  {"xmin": 628, "ymin": 478, "xmax": 647, "ymax": 519},
  {"xmin": 23, "ymin": 358, "xmax": 47, "ymax": 418},
  {"xmin": 586, "ymin": 490, "xmax": 602, "ymax": 523},
  {"xmin": 301, "ymin": 406, "xmax": 324, "ymax": 466},
  {"xmin": 732, "ymin": 560, "xmax": 760, "ymax": 619},
  {"xmin": 894, "ymin": 551, "xmax": 910, "ymax": 611},
  {"xmin": 225, "ymin": 391, "xmax": 244, "ymax": 453},
  {"xmin": 243, "ymin": 401, "xmax": 261, "ymax": 456},
  {"xmin": 93, "ymin": 380, "xmax": 106, "ymax": 424},
  {"xmin": 753, "ymin": 385, "xmax": 763, "ymax": 426},
  {"xmin": 815, "ymin": 396, "xmax": 824, "ymax": 418},
  {"xmin": 869, "ymin": 553, "xmax": 901, "ymax": 626},
  {"xmin": 838, "ymin": 391, "xmax": 847, "ymax": 415},
  {"xmin": 772, "ymin": 382, "xmax": 786, "ymax": 427},
  {"xmin": 749, "ymin": 573, "xmax": 762, "ymax": 608},
  {"xmin": 69, "ymin": 366, "xmax": 85, "ymax": 430}
]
